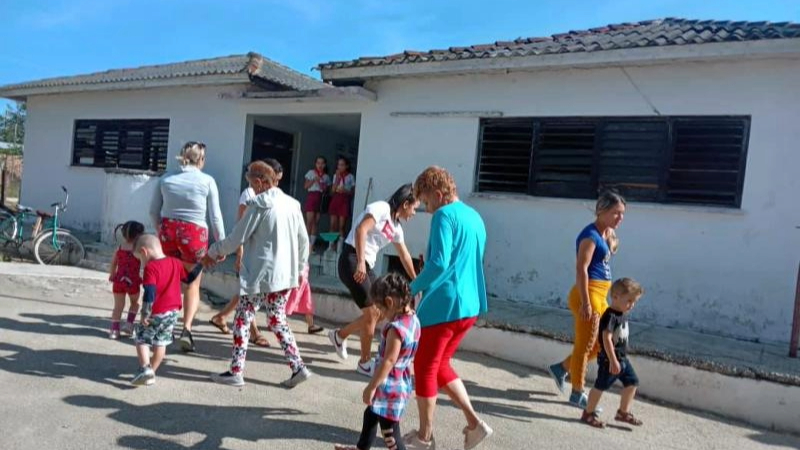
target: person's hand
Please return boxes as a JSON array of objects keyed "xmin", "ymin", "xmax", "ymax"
[
  {"xmin": 354, "ymin": 261, "xmax": 367, "ymax": 284},
  {"xmin": 217, "ymin": 254, "xmax": 226, "ymax": 263},
  {"xmin": 610, "ymin": 360, "xmax": 621, "ymax": 375},
  {"xmin": 362, "ymin": 385, "xmax": 376, "ymax": 405},
  {"xmin": 234, "ymin": 257, "xmax": 242, "ymax": 273},
  {"xmin": 141, "ymin": 317, "xmax": 151, "ymax": 327},
  {"xmin": 579, "ymin": 302, "xmax": 592, "ymax": 322},
  {"xmin": 108, "ymin": 274, "xmax": 114, "ymax": 282}
]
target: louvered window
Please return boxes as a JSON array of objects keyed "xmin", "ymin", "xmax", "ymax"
[
  {"xmin": 72, "ymin": 119, "xmax": 170, "ymax": 171},
  {"xmin": 475, "ymin": 116, "xmax": 749, "ymax": 208}
]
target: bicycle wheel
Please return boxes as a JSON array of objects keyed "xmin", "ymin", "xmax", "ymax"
[
  {"xmin": 0, "ymin": 210, "xmax": 17, "ymax": 241},
  {"xmin": 34, "ymin": 230, "xmax": 86, "ymax": 266}
]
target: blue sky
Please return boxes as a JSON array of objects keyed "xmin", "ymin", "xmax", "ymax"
[{"xmin": 1, "ymin": 0, "xmax": 798, "ymax": 111}]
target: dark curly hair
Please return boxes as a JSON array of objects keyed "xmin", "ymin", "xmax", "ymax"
[
  {"xmin": 115, "ymin": 220, "xmax": 145, "ymax": 244},
  {"xmin": 369, "ymin": 272, "xmax": 412, "ymax": 310}
]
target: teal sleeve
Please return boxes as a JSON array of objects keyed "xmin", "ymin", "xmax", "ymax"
[{"xmin": 410, "ymin": 212, "xmax": 452, "ymax": 296}]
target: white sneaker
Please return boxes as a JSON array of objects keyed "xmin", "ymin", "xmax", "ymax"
[
  {"xmin": 109, "ymin": 329, "xmax": 120, "ymax": 340},
  {"xmin": 131, "ymin": 366, "xmax": 155, "ymax": 386},
  {"xmin": 463, "ymin": 421, "xmax": 493, "ymax": 450},
  {"xmin": 403, "ymin": 430, "xmax": 436, "ymax": 450},
  {"xmin": 211, "ymin": 371, "xmax": 245, "ymax": 387},
  {"xmin": 121, "ymin": 322, "xmax": 134, "ymax": 336},
  {"xmin": 356, "ymin": 358, "xmax": 376, "ymax": 377},
  {"xmin": 328, "ymin": 329, "xmax": 348, "ymax": 360},
  {"xmin": 282, "ymin": 366, "xmax": 312, "ymax": 389}
]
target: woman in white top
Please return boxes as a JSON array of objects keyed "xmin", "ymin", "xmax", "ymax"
[
  {"xmin": 149, "ymin": 141, "xmax": 225, "ymax": 352},
  {"xmin": 303, "ymin": 156, "xmax": 331, "ymax": 249},
  {"xmin": 327, "ymin": 183, "xmax": 419, "ymax": 377}
]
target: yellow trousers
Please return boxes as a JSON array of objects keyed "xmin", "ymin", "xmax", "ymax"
[{"xmin": 566, "ymin": 280, "xmax": 611, "ymax": 391}]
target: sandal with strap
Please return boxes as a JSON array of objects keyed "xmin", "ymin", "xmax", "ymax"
[
  {"xmin": 580, "ymin": 410, "xmax": 606, "ymax": 428},
  {"xmin": 208, "ymin": 316, "xmax": 231, "ymax": 335},
  {"xmin": 250, "ymin": 334, "xmax": 271, "ymax": 347},
  {"xmin": 615, "ymin": 410, "xmax": 643, "ymax": 426},
  {"xmin": 308, "ymin": 325, "xmax": 324, "ymax": 334}
]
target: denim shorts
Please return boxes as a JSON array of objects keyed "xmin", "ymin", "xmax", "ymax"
[
  {"xmin": 594, "ymin": 355, "xmax": 639, "ymax": 391},
  {"xmin": 134, "ymin": 310, "xmax": 180, "ymax": 347}
]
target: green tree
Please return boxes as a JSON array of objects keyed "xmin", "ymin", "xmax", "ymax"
[{"xmin": 0, "ymin": 102, "xmax": 26, "ymax": 154}]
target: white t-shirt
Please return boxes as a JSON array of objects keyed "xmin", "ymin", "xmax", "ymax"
[
  {"xmin": 239, "ymin": 187, "xmax": 256, "ymax": 206},
  {"xmin": 305, "ymin": 170, "xmax": 330, "ymax": 192},
  {"xmin": 345, "ymin": 201, "xmax": 404, "ymax": 267}
]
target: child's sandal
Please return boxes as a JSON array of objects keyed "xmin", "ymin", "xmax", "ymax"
[
  {"xmin": 580, "ymin": 410, "xmax": 606, "ymax": 428},
  {"xmin": 615, "ymin": 410, "xmax": 643, "ymax": 426}
]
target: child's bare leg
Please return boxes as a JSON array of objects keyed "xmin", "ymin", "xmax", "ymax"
[
  {"xmin": 305, "ymin": 314, "xmax": 314, "ymax": 328},
  {"xmin": 112, "ymin": 293, "xmax": 126, "ymax": 323},
  {"xmin": 126, "ymin": 293, "xmax": 141, "ymax": 323},
  {"xmin": 619, "ymin": 386, "xmax": 637, "ymax": 413},
  {"xmin": 136, "ymin": 344, "xmax": 151, "ymax": 368},
  {"xmin": 151, "ymin": 346, "xmax": 167, "ymax": 372},
  {"xmin": 586, "ymin": 388, "xmax": 603, "ymax": 413}
]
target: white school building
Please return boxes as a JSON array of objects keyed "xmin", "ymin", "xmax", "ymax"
[{"xmin": 2, "ymin": 18, "xmax": 799, "ymax": 344}]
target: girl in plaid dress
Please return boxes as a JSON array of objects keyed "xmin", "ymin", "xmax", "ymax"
[{"xmin": 335, "ymin": 273, "xmax": 420, "ymax": 450}]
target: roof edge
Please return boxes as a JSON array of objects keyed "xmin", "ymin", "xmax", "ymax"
[
  {"xmin": 320, "ymin": 38, "xmax": 800, "ymax": 82},
  {"xmin": 0, "ymin": 73, "xmax": 251, "ymax": 101}
]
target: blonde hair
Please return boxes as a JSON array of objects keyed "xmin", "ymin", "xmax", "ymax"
[
  {"xmin": 413, "ymin": 166, "xmax": 457, "ymax": 202},
  {"xmin": 596, "ymin": 190, "xmax": 624, "ymax": 254},
  {"xmin": 606, "ymin": 228, "xmax": 619, "ymax": 254},
  {"xmin": 133, "ymin": 234, "xmax": 161, "ymax": 254},
  {"xmin": 176, "ymin": 141, "xmax": 206, "ymax": 166},
  {"xmin": 610, "ymin": 277, "xmax": 644, "ymax": 299}
]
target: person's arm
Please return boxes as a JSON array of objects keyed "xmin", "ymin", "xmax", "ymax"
[
  {"xmin": 602, "ymin": 329, "xmax": 621, "ymax": 375},
  {"xmin": 207, "ymin": 205, "xmax": 261, "ymax": 260},
  {"xmin": 235, "ymin": 204, "xmax": 247, "ymax": 271},
  {"xmin": 343, "ymin": 174, "xmax": 355, "ymax": 194},
  {"xmin": 149, "ymin": 180, "xmax": 163, "ymax": 231},
  {"xmin": 410, "ymin": 213, "xmax": 453, "ymax": 296},
  {"xmin": 108, "ymin": 251, "xmax": 119, "ymax": 281},
  {"xmin": 141, "ymin": 285, "xmax": 155, "ymax": 324},
  {"xmin": 296, "ymin": 206, "xmax": 310, "ymax": 276},
  {"xmin": 576, "ymin": 238, "xmax": 596, "ymax": 322},
  {"xmin": 352, "ymin": 214, "xmax": 376, "ymax": 283},
  {"xmin": 206, "ymin": 179, "xmax": 226, "ymax": 242},
  {"xmin": 393, "ymin": 242, "xmax": 417, "ymax": 280},
  {"xmin": 363, "ymin": 327, "xmax": 402, "ymax": 405},
  {"xmin": 303, "ymin": 171, "xmax": 316, "ymax": 190}
]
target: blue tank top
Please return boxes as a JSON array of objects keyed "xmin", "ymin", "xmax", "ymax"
[{"xmin": 576, "ymin": 223, "xmax": 611, "ymax": 281}]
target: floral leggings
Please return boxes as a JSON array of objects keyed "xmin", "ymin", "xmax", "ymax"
[{"xmin": 230, "ymin": 290, "xmax": 305, "ymax": 374}]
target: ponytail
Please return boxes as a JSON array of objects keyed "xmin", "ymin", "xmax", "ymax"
[{"xmin": 177, "ymin": 141, "xmax": 206, "ymax": 166}]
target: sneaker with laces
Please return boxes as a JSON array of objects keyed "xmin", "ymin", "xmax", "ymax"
[
  {"xmin": 547, "ymin": 362, "xmax": 568, "ymax": 394},
  {"xmin": 356, "ymin": 358, "xmax": 375, "ymax": 377},
  {"xmin": 281, "ymin": 366, "xmax": 312, "ymax": 389},
  {"xmin": 179, "ymin": 329, "xmax": 196, "ymax": 353},
  {"xmin": 328, "ymin": 329, "xmax": 348, "ymax": 360},
  {"xmin": 121, "ymin": 322, "xmax": 134, "ymax": 336},
  {"xmin": 211, "ymin": 371, "xmax": 245, "ymax": 386},
  {"xmin": 569, "ymin": 390, "xmax": 589, "ymax": 409},
  {"xmin": 403, "ymin": 430, "xmax": 436, "ymax": 450},
  {"xmin": 131, "ymin": 366, "xmax": 155, "ymax": 386},
  {"xmin": 463, "ymin": 421, "xmax": 493, "ymax": 450}
]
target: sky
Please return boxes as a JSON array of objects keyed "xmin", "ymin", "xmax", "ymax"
[{"xmin": 1, "ymin": 0, "xmax": 798, "ymax": 111}]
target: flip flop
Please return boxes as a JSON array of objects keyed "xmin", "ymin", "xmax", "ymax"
[
  {"xmin": 307, "ymin": 325, "xmax": 324, "ymax": 334},
  {"xmin": 208, "ymin": 316, "xmax": 231, "ymax": 335},
  {"xmin": 250, "ymin": 334, "xmax": 270, "ymax": 347}
]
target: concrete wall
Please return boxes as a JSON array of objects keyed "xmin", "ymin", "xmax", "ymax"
[
  {"xmin": 352, "ymin": 58, "xmax": 800, "ymax": 344},
  {"xmin": 100, "ymin": 170, "xmax": 160, "ymax": 244}
]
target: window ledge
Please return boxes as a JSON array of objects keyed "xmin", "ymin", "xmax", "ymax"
[
  {"xmin": 104, "ymin": 167, "xmax": 162, "ymax": 177},
  {"xmin": 469, "ymin": 191, "xmax": 747, "ymax": 216}
]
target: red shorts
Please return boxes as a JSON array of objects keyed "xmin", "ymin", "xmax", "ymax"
[
  {"xmin": 158, "ymin": 218, "xmax": 208, "ymax": 264},
  {"xmin": 414, "ymin": 316, "xmax": 477, "ymax": 398},
  {"xmin": 112, "ymin": 281, "xmax": 141, "ymax": 295},
  {"xmin": 328, "ymin": 193, "xmax": 351, "ymax": 218},
  {"xmin": 303, "ymin": 191, "xmax": 323, "ymax": 213}
]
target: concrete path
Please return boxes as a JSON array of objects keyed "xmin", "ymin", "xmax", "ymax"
[{"xmin": 0, "ymin": 263, "xmax": 798, "ymax": 450}]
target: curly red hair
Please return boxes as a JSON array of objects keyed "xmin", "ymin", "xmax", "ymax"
[{"xmin": 413, "ymin": 166, "xmax": 458, "ymax": 203}]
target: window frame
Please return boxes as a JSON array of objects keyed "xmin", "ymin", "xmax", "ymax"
[
  {"xmin": 71, "ymin": 119, "xmax": 171, "ymax": 172},
  {"xmin": 474, "ymin": 115, "xmax": 750, "ymax": 208}
]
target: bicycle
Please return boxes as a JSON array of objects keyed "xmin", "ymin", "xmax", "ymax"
[{"xmin": 0, "ymin": 186, "xmax": 86, "ymax": 266}]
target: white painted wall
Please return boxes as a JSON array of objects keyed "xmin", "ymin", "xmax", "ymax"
[
  {"xmin": 353, "ymin": 58, "xmax": 800, "ymax": 344},
  {"xmin": 101, "ymin": 171, "xmax": 160, "ymax": 243},
  {"xmin": 21, "ymin": 85, "xmax": 366, "ymax": 241}
]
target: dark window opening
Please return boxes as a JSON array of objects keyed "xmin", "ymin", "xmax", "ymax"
[
  {"xmin": 72, "ymin": 119, "xmax": 170, "ymax": 171},
  {"xmin": 476, "ymin": 116, "xmax": 749, "ymax": 208}
]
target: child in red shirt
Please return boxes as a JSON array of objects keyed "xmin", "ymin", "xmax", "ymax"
[{"xmin": 130, "ymin": 234, "xmax": 202, "ymax": 386}]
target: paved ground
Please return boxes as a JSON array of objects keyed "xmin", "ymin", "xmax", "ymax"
[{"xmin": 1, "ymin": 263, "xmax": 799, "ymax": 450}]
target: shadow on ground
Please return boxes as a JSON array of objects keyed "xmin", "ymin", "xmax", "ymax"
[{"xmin": 65, "ymin": 395, "xmax": 352, "ymax": 449}]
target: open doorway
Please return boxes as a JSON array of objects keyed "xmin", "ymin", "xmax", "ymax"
[{"xmin": 250, "ymin": 125, "xmax": 294, "ymax": 192}]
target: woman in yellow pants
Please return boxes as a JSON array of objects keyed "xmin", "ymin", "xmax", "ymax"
[{"xmin": 548, "ymin": 191, "xmax": 626, "ymax": 409}]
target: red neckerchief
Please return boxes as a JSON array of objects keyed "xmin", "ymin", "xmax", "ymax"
[
  {"xmin": 315, "ymin": 168, "xmax": 325, "ymax": 178},
  {"xmin": 335, "ymin": 171, "xmax": 350, "ymax": 187}
]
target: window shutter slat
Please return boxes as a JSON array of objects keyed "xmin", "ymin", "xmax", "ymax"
[
  {"xmin": 71, "ymin": 119, "xmax": 170, "ymax": 171},
  {"xmin": 530, "ymin": 121, "xmax": 595, "ymax": 198},
  {"xmin": 476, "ymin": 120, "xmax": 533, "ymax": 194}
]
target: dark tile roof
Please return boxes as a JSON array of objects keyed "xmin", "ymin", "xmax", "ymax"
[
  {"xmin": 318, "ymin": 18, "xmax": 800, "ymax": 70},
  {"xmin": 0, "ymin": 52, "xmax": 325, "ymax": 94}
]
